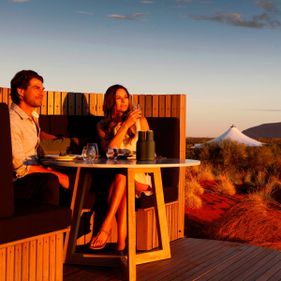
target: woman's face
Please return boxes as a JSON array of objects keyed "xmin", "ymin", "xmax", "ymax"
[{"xmin": 115, "ymin": 88, "xmax": 129, "ymax": 114}]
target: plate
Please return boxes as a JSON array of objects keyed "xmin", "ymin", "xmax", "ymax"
[
  {"xmin": 43, "ymin": 154, "xmax": 79, "ymax": 161},
  {"xmin": 126, "ymin": 155, "xmax": 136, "ymax": 160}
]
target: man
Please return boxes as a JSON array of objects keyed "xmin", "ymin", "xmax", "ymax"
[{"xmin": 10, "ymin": 70, "xmax": 69, "ymax": 205}]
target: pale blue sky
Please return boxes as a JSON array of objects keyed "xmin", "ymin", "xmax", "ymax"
[{"xmin": 0, "ymin": 0, "xmax": 280, "ymax": 137}]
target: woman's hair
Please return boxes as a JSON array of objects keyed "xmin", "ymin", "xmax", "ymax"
[
  {"xmin": 101, "ymin": 84, "xmax": 136, "ymax": 142},
  {"xmin": 10, "ymin": 70, "xmax": 43, "ymax": 104}
]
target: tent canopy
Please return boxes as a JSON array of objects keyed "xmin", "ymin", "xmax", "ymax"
[{"xmin": 195, "ymin": 125, "xmax": 263, "ymax": 148}]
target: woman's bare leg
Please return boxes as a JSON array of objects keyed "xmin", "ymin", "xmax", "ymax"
[
  {"xmin": 90, "ymin": 173, "xmax": 126, "ymax": 249},
  {"xmin": 116, "ymin": 192, "xmax": 127, "ymax": 251}
]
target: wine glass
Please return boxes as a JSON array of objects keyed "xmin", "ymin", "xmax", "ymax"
[{"xmin": 86, "ymin": 143, "xmax": 99, "ymax": 162}]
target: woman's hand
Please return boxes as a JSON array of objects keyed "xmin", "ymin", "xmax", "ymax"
[{"xmin": 124, "ymin": 109, "xmax": 142, "ymax": 129}]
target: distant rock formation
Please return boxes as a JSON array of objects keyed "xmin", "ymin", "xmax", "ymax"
[{"xmin": 243, "ymin": 122, "xmax": 281, "ymax": 138}]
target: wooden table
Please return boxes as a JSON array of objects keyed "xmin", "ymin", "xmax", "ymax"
[{"xmin": 42, "ymin": 158, "xmax": 200, "ymax": 280}]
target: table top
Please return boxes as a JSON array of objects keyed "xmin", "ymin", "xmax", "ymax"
[{"xmin": 40, "ymin": 157, "xmax": 200, "ymax": 169}]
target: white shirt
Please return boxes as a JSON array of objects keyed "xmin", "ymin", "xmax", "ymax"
[{"xmin": 9, "ymin": 103, "xmax": 40, "ymax": 178}]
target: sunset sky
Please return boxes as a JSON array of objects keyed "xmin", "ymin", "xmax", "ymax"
[{"xmin": 0, "ymin": 0, "xmax": 280, "ymax": 137}]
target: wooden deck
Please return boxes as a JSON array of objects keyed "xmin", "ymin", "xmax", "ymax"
[{"xmin": 63, "ymin": 238, "xmax": 281, "ymax": 281}]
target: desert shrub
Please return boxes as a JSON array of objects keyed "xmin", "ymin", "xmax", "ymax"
[
  {"xmin": 213, "ymin": 195, "xmax": 281, "ymax": 248},
  {"xmin": 214, "ymin": 174, "xmax": 236, "ymax": 195},
  {"xmin": 246, "ymin": 145, "xmax": 274, "ymax": 171},
  {"xmin": 257, "ymin": 177, "xmax": 281, "ymax": 203},
  {"xmin": 185, "ymin": 177, "xmax": 204, "ymax": 209},
  {"xmin": 197, "ymin": 164, "xmax": 216, "ymax": 183}
]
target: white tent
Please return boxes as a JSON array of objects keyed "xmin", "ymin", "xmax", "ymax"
[{"xmin": 194, "ymin": 125, "xmax": 263, "ymax": 148}]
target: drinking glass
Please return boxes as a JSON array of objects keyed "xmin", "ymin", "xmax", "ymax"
[
  {"xmin": 106, "ymin": 147, "xmax": 118, "ymax": 160},
  {"xmin": 132, "ymin": 103, "xmax": 141, "ymax": 111},
  {"xmin": 85, "ymin": 143, "xmax": 99, "ymax": 162}
]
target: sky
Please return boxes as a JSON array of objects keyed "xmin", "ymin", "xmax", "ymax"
[{"xmin": 0, "ymin": 0, "xmax": 280, "ymax": 137}]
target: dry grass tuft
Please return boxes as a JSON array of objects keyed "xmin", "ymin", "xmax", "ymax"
[
  {"xmin": 214, "ymin": 174, "xmax": 236, "ymax": 196},
  {"xmin": 197, "ymin": 164, "xmax": 216, "ymax": 183},
  {"xmin": 214, "ymin": 195, "xmax": 281, "ymax": 248},
  {"xmin": 185, "ymin": 177, "xmax": 204, "ymax": 209}
]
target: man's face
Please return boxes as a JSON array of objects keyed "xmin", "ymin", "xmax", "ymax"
[{"xmin": 18, "ymin": 78, "xmax": 45, "ymax": 108}]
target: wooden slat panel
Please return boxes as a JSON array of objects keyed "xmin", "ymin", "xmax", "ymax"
[
  {"xmin": 0, "ymin": 87, "xmax": 3, "ymax": 102},
  {"xmin": 145, "ymin": 95, "xmax": 152, "ymax": 117},
  {"xmin": 61, "ymin": 92, "xmax": 68, "ymax": 115},
  {"xmin": 40, "ymin": 91, "xmax": 47, "ymax": 115},
  {"xmin": 67, "ymin": 93, "xmax": 76, "ymax": 115},
  {"xmin": 89, "ymin": 93, "xmax": 97, "ymax": 115},
  {"xmin": 132, "ymin": 95, "xmax": 139, "ymax": 108},
  {"xmin": 29, "ymin": 240, "xmax": 36, "ymax": 281},
  {"xmin": 0, "ymin": 248, "xmax": 6, "ymax": 281},
  {"xmin": 47, "ymin": 91, "xmax": 54, "ymax": 115},
  {"xmin": 159, "ymin": 95, "xmax": 165, "ymax": 117},
  {"xmin": 54, "ymin": 91, "xmax": 62, "ymax": 115},
  {"xmin": 171, "ymin": 95, "xmax": 180, "ymax": 117},
  {"xmin": 82, "ymin": 93, "xmax": 90, "ymax": 115},
  {"xmin": 75, "ymin": 93, "xmax": 82, "ymax": 116},
  {"xmin": 43, "ymin": 237, "xmax": 50, "ymax": 281},
  {"xmin": 165, "ymin": 95, "xmax": 171, "ymax": 117},
  {"xmin": 96, "ymin": 93, "xmax": 104, "ymax": 116},
  {"xmin": 55, "ymin": 233, "xmax": 64, "ymax": 281},
  {"xmin": 2, "ymin": 88, "xmax": 9, "ymax": 105},
  {"xmin": 36, "ymin": 238, "xmax": 43, "ymax": 281},
  {"xmin": 14, "ymin": 244, "xmax": 22, "ymax": 281},
  {"xmin": 7, "ymin": 246, "xmax": 14, "ymax": 281},
  {"xmin": 139, "ymin": 95, "xmax": 145, "ymax": 114},
  {"xmin": 152, "ymin": 95, "xmax": 159, "ymax": 117},
  {"xmin": 49, "ymin": 234, "xmax": 56, "ymax": 281},
  {"xmin": 22, "ymin": 242, "xmax": 29, "ymax": 281}
]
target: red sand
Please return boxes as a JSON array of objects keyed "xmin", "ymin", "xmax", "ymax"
[{"xmin": 185, "ymin": 181, "xmax": 243, "ymax": 239}]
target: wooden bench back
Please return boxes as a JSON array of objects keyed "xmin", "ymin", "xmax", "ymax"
[{"xmin": 0, "ymin": 87, "xmax": 186, "ymax": 157}]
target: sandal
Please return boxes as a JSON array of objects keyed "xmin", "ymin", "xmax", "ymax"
[{"xmin": 89, "ymin": 229, "xmax": 111, "ymax": 250}]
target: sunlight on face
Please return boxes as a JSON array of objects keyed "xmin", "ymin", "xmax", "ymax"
[
  {"xmin": 21, "ymin": 78, "xmax": 45, "ymax": 108},
  {"xmin": 115, "ymin": 88, "xmax": 129, "ymax": 113}
]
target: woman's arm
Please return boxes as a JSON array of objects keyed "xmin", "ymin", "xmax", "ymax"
[
  {"xmin": 140, "ymin": 117, "xmax": 150, "ymax": 131},
  {"xmin": 97, "ymin": 109, "xmax": 142, "ymax": 150}
]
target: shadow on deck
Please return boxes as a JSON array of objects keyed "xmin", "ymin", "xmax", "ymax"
[{"xmin": 64, "ymin": 238, "xmax": 281, "ymax": 281}]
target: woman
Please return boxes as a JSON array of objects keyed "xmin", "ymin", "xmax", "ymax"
[{"xmin": 89, "ymin": 84, "xmax": 152, "ymax": 251}]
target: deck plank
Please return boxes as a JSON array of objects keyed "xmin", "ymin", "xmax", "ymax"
[{"xmin": 63, "ymin": 238, "xmax": 281, "ymax": 281}]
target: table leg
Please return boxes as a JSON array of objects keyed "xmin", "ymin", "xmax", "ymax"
[
  {"xmin": 64, "ymin": 168, "xmax": 92, "ymax": 263},
  {"xmin": 135, "ymin": 167, "xmax": 171, "ymax": 264},
  {"xmin": 127, "ymin": 168, "xmax": 137, "ymax": 281},
  {"xmin": 126, "ymin": 167, "xmax": 171, "ymax": 280}
]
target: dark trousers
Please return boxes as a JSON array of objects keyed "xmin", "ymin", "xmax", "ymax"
[{"xmin": 14, "ymin": 173, "xmax": 60, "ymax": 206}]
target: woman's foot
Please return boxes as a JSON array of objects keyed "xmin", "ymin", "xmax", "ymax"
[{"xmin": 89, "ymin": 229, "xmax": 111, "ymax": 250}]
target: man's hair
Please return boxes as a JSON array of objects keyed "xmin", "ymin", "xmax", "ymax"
[{"xmin": 10, "ymin": 70, "xmax": 44, "ymax": 104}]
